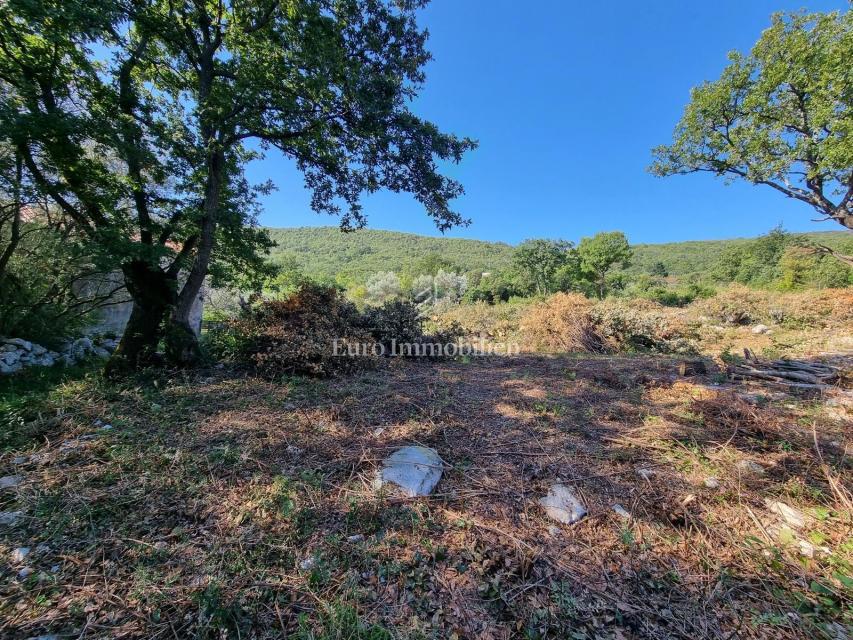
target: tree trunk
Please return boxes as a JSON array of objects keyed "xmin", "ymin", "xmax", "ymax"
[
  {"xmin": 105, "ymin": 262, "xmax": 176, "ymax": 377},
  {"xmin": 164, "ymin": 148, "xmax": 224, "ymax": 366},
  {"xmin": 0, "ymin": 150, "xmax": 23, "ymax": 283}
]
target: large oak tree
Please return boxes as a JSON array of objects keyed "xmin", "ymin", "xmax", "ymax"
[
  {"xmin": 0, "ymin": 0, "xmax": 474, "ymax": 372},
  {"xmin": 651, "ymin": 11, "xmax": 852, "ymax": 261}
]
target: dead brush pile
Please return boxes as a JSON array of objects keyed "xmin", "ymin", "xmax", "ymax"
[
  {"xmin": 690, "ymin": 285, "xmax": 853, "ymax": 328},
  {"xmin": 520, "ymin": 294, "xmax": 697, "ymax": 354},
  {"xmin": 210, "ymin": 283, "xmax": 377, "ymax": 377},
  {"xmin": 692, "ymin": 284, "xmax": 770, "ymax": 325},
  {"xmin": 519, "ymin": 292, "xmax": 606, "ymax": 352},
  {"xmin": 768, "ymin": 288, "xmax": 853, "ymax": 328}
]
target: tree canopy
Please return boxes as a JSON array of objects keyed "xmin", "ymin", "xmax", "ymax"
[
  {"xmin": 577, "ymin": 232, "xmax": 632, "ymax": 299},
  {"xmin": 0, "ymin": 0, "xmax": 475, "ymax": 370},
  {"xmin": 650, "ymin": 11, "xmax": 853, "ymax": 235}
]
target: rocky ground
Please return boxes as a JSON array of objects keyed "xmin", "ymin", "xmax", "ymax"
[{"xmin": 0, "ymin": 354, "xmax": 850, "ymax": 639}]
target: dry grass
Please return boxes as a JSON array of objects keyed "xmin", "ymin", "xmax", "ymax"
[{"xmin": 0, "ymin": 350, "xmax": 850, "ymax": 639}]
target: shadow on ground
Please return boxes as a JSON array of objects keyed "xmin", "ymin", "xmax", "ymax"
[{"xmin": 0, "ymin": 354, "xmax": 850, "ymax": 639}]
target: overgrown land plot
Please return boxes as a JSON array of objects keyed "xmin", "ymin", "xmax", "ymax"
[{"xmin": 0, "ymin": 346, "xmax": 850, "ymax": 638}]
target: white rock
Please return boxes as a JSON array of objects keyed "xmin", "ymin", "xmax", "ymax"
[
  {"xmin": 12, "ymin": 456, "xmax": 26, "ymax": 465},
  {"xmin": 539, "ymin": 484, "xmax": 587, "ymax": 525},
  {"xmin": 766, "ymin": 500, "xmax": 807, "ymax": 529},
  {"xmin": 736, "ymin": 460, "xmax": 765, "ymax": 475},
  {"xmin": 0, "ymin": 475, "xmax": 23, "ymax": 489},
  {"xmin": 798, "ymin": 540, "xmax": 815, "ymax": 558},
  {"xmin": 346, "ymin": 534, "xmax": 365, "ymax": 543},
  {"xmin": 11, "ymin": 547, "xmax": 30, "ymax": 563},
  {"xmin": 0, "ymin": 511, "xmax": 23, "ymax": 526},
  {"xmin": 752, "ymin": 324, "xmax": 769, "ymax": 334},
  {"xmin": 612, "ymin": 504, "xmax": 631, "ymax": 519},
  {"xmin": 375, "ymin": 446, "xmax": 444, "ymax": 497},
  {"xmin": 636, "ymin": 468, "xmax": 655, "ymax": 480},
  {"xmin": 18, "ymin": 567, "xmax": 33, "ymax": 579},
  {"xmin": 704, "ymin": 477, "xmax": 720, "ymax": 489},
  {"xmin": 299, "ymin": 556, "xmax": 317, "ymax": 571}
]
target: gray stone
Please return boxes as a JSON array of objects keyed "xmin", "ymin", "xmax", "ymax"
[
  {"xmin": 93, "ymin": 347, "xmax": 111, "ymax": 360},
  {"xmin": 0, "ymin": 361, "xmax": 22, "ymax": 375},
  {"xmin": 346, "ymin": 534, "xmax": 365, "ymax": 543},
  {"xmin": 736, "ymin": 460, "xmax": 765, "ymax": 475},
  {"xmin": 299, "ymin": 556, "xmax": 317, "ymax": 571},
  {"xmin": 539, "ymin": 484, "xmax": 587, "ymax": 525},
  {"xmin": 636, "ymin": 468, "xmax": 655, "ymax": 481},
  {"xmin": 12, "ymin": 456, "xmax": 26, "ymax": 465},
  {"xmin": 5, "ymin": 338, "xmax": 32, "ymax": 350},
  {"xmin": 0, "ymin": 510, "xmax": 23, "ymax": 526},
  {"xmin": 11, "ymin": 547, "xmax": 30, "ymax": 563},
  {"xmin": 612, "ymin": 504, "xmax": 631, "ymax": 519},
  {"xmin": 766, "ymin": 500, "xmax": 807, "ymax": 529},
  {"xmin": 33, "ymin": 354, "xmax": 55, "ymax": 367},
  {"xmin": 1, "ymin": 350, "xmax": 21, "ymax": 366},
  {"xmin": 375, "ymin": 446, "xmax": 444, "ymax": 497},
  {"xmin": 0, "ymin": 475, "xmax": 23, "ymax": 489},
  {"xmin": 18, "ymin": 567, "xmax": 33, "ymax": 579},
  {"xmin": 752, "ymin": 324, "xmax": 769, "ymax": 334},
  {"xmin": 1, "ymin": 343, "xmax": 17, "ymax": 352},
  {"xmin": 31, "ymin": 344, "xmax": 47, "ymax": 356},
  {"xmin": 704, "ymin": 477, "xmax": 720, "ymax": 489}
]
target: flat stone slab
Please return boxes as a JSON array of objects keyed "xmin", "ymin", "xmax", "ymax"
[
  {"xmin": 766, "ymin": 499, "xmax": 807, "ymax": 529},
  {"xmin": 0, "ymin": 475, "xmax": 22, "ymax": 489},
  {"xmin": 539, "ymin": 484, "xmax": 587, "ymax": 525},
  {"xmin": 376, "ymin": 446, "xmax": 443, "ymax": 497}
]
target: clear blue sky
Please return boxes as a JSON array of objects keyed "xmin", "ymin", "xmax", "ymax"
[{"xmin": 249, "ymin": 0, "xmax": 850, "ymax": 245}]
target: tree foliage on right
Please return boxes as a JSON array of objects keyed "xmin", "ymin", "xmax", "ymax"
[{"xmin": 651, "ymin": 11, "xmax": 852, "ymax": 245}]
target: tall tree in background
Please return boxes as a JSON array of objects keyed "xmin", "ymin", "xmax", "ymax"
[
  {"xmin": 577, "ymin": 231, "xmax": 632, "ymax": 299},
  {"xmin": 650, "ymin": 10, "xmax": 852, "ymax": 262},
  {"xmin": 512, "ymin": 239, "xmax": 574, "ymax": 295},
  {"xmin": 0, "ymin": 0, "xmax": 474, "ymax": 372}
]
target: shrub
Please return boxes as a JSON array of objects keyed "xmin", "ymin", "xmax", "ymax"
[
  {"xmin": 210, "ymin": 283, "xmax": 376, "ymax": 377},
  {"xmin": 429, "ymin": 300, "xmax": 530, "ymax": 342},
  {"xmin": 364, "ymin": 271, "xmax": 402, "ymax": 305},
  {"xmin": 519, "ymin": 293, "xmax": 606, "ymax": 353},
  {"xmin": 693, "ymin": 285, "xmax": 769, "ymax": 325},
  {"xmin": 360, "ymin": 300, "xmax": 424, "ymax": 351}
]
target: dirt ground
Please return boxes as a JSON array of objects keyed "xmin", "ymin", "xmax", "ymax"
[{"xmin": 1, "ymin": 354, "xmax": 851, "ymax": 639}]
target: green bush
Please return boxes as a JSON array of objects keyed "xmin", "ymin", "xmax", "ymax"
[{"xmin": 360, "ymin": 300, "xmax": 424, "ymax": 351}]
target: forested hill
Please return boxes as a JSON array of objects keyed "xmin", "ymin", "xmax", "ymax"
[
  {"xmin": 265, "ymin": 226, "xmax": 852, "ymax": 281},
  {"xmin": 264, "ymin": 227, "xmax": 515, "ymax": 281}
]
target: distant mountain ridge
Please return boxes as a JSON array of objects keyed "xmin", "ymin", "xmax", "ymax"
[{"xmin": 264, "ymin": 226, "xmax": 852, "ymax": 281}]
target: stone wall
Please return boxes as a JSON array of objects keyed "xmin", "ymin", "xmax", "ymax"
[
  {"xmin": 0, "ymin": 336, "xmax": 118, "ymax": 375},
  {"xmin": 1, "ymin": 283, "xmax": 205, "ymax": 375}
]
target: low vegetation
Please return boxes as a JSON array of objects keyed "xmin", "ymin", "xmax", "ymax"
[{"xmin": 1, "ymin": 346, "xmax": 850, "ymax": 638}]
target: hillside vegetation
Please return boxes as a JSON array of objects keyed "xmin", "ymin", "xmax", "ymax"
[
  {"xmin": 266, "ymin": 226, "xmax": 852, "ymax": 281},
  {"xmin": 265, "ymin": 227, "xmax": 514, "ymax": 282}
]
